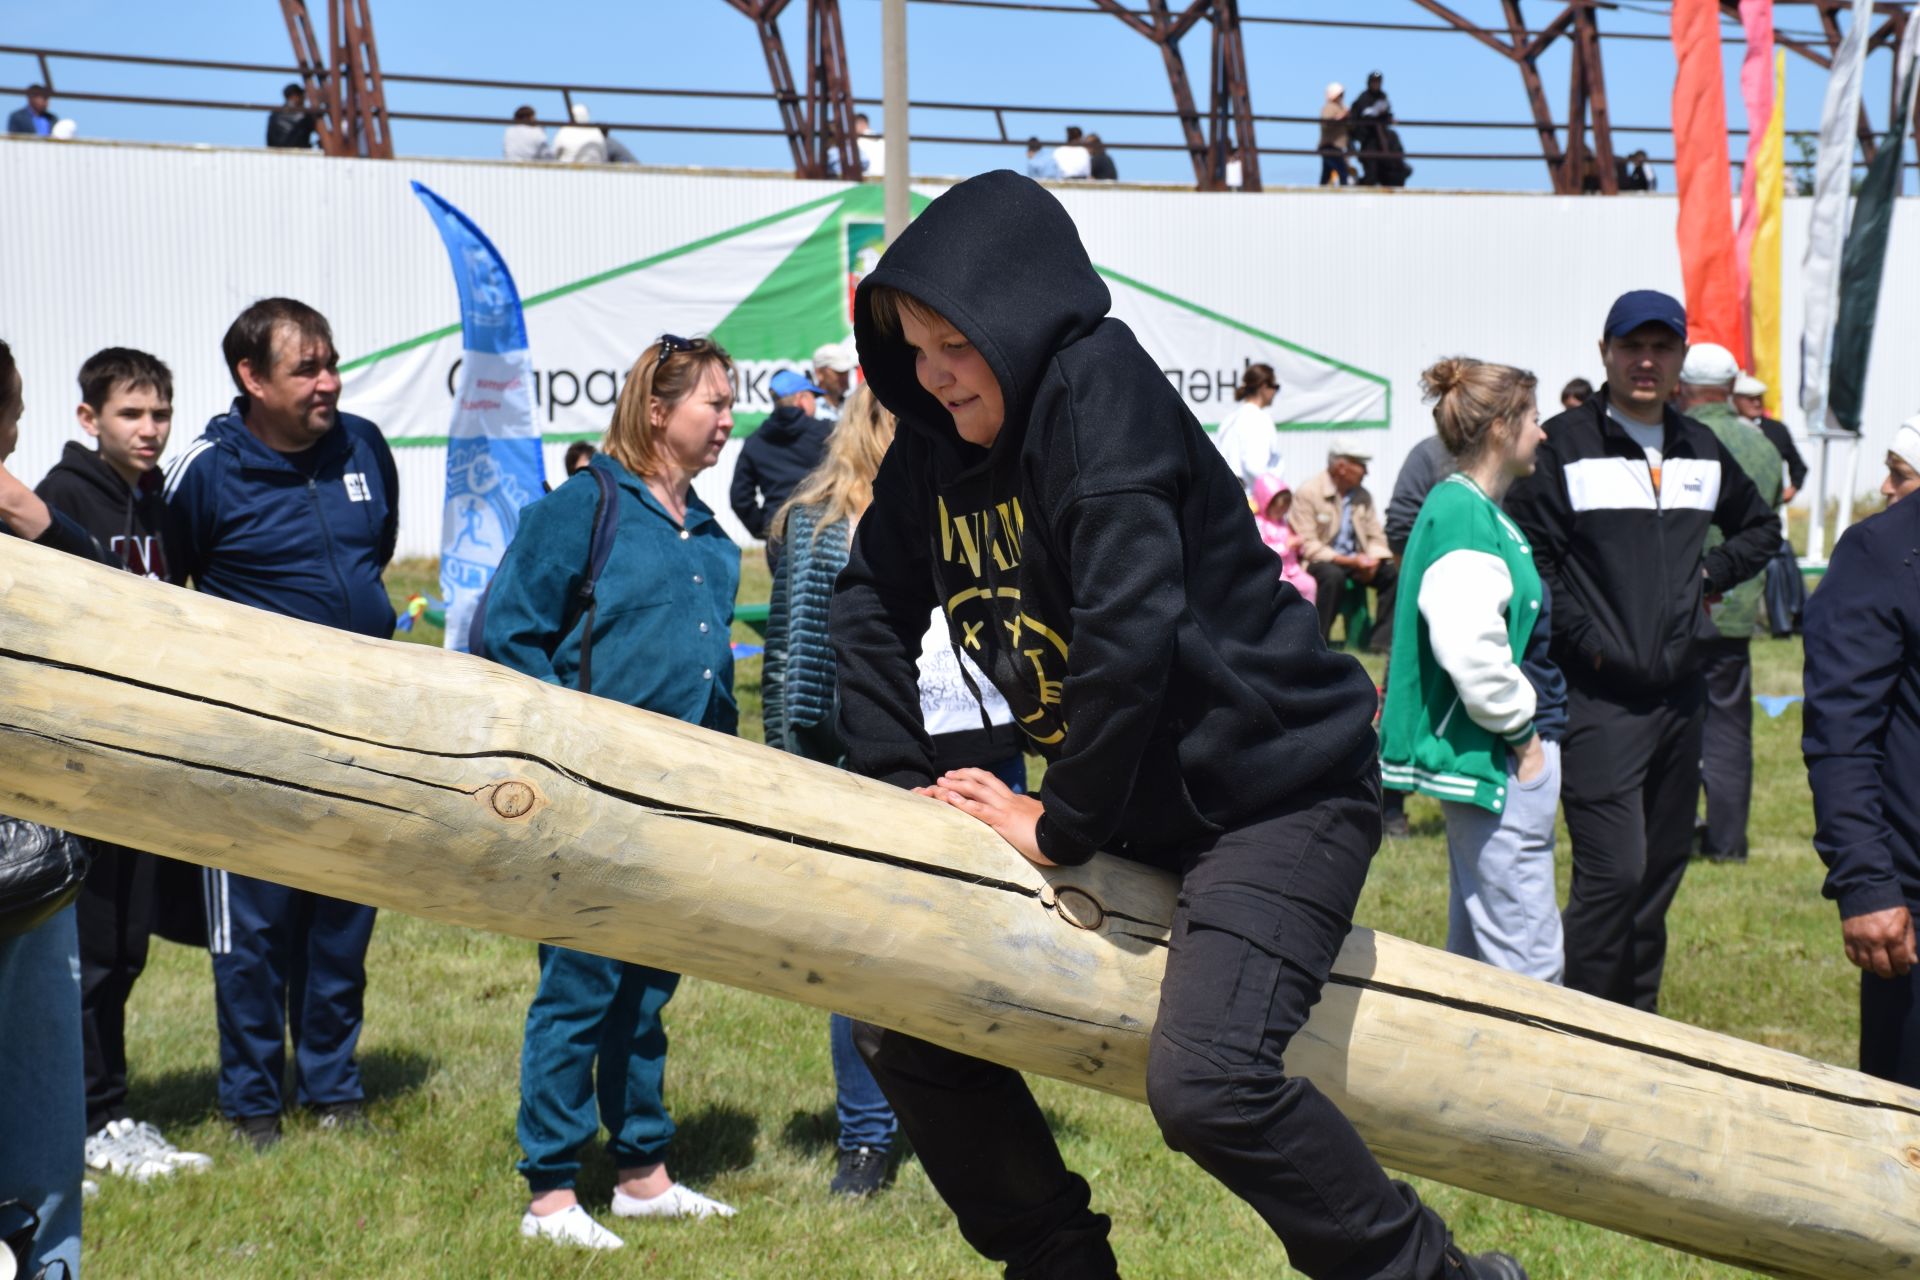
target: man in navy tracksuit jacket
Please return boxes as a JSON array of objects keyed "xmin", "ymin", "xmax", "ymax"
[
  {"xmin": 1506, "ymin": 291, "xmax": 1778, "ymax": 1012},
  {"xmin": 1803, "ymin": 491, "xmax": 1920, "ymax": 1086},
  {"xmin": 164, "ymin": 299, "xmax": 398, "ymax": 1146}
]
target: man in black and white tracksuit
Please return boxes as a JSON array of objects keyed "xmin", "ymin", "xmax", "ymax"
[{"xmin": 1506, "ymin": 291, "xmax": 1778, "ymax": 1012}]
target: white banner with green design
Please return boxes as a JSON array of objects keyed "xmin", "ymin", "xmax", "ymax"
[{"xmin": 343, "ymin": 184, "xmax": 1388, "ymax": 545}]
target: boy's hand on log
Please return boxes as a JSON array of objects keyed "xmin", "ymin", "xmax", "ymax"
[
  {"xmin": 1842, "ymin": 906, "xmax": 1918, "ymax": 979},
  {"xmin": 925, "ymin": 768, "xmax": 1054, "ymax": 867}
]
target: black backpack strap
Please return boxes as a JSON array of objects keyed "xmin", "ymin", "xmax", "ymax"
[{"xmin": 575, "ymin": 462, "xmax": 623, "ymax": 696}]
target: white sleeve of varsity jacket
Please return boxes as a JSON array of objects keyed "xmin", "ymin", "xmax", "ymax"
[{"xmin": 1419, "ymin": 549, "xmax": 1536, "ymax": 744}]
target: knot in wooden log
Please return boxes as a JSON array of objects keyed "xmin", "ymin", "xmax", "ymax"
[{"xmin": 488, "ymin": 780, "xmax": 538, "ymax": 820}]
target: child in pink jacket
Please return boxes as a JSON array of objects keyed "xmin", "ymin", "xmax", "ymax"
[{"xmin": 1252, "ymin": 472, "xmax": 1317, "ymax": 605}]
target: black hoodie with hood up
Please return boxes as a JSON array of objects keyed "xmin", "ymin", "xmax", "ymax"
[
  {"xmin": 831, "ymin": 171, "xmax": 1379, "ymax": 869},
  {"xmin": 35, "ymin": 440, "xmax": 171, "ymax": 579}
]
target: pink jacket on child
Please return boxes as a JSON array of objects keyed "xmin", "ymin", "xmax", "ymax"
[{"xmin": 1252, "ymin": 473, "xmax": 1318, "ymax": 605}]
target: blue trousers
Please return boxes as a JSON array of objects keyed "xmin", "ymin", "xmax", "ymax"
[
  {"xmin": 206, "ymin": 869, "xmax": 376, "ymax": 1118},
  {"xmin": 830, "ymin": 754, "xmax": 1027, "ymax": 1153},
  {"xmin": 517, "ymin": 945, "xmax": 680, "ymax": 1193},
  {"xmin": 0, "ymin": 904, "xmax": 84, "ymax": 1278}
]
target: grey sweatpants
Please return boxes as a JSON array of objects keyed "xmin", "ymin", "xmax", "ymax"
[{"xmin": 1440, "ymin": 740, "xmax": 1564, "ymax": 984}]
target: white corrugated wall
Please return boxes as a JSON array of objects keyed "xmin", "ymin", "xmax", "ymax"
[{"xmin": 5, "ymin": 136, "xmax": 1916, "ymax": 563}]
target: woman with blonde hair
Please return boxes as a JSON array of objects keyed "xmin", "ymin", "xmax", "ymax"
[
  {"xmin": 483, "ymin": 334, "xmax": 742, "ymax": 1249},
  {"xmin": 764, "ymin": 383, "xmax": 1024, "ymax": 1199},
  {"xmin": 1381, "ymin": 357, "xmax": 1566, "ymax": 984}
]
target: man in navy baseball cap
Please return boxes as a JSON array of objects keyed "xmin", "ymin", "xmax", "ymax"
[
  {"xmin": 1602, "ymin": 289, "xmax": 1688, "ymax": 342},
  {"xmin": 1506, "ymin": 285, "xmax": 1779, "ymax": 1014},
  {"xmin": 731, "ymin": 367, "xmax": 834, "ymax": 569}
]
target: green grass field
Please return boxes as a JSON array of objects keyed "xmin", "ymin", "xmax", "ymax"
[{"xmin": 84, "ymin": 557, "xmax": 1848, "ymax": 1278}]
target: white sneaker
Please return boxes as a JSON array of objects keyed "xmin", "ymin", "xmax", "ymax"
[
  {"xmin": 81, "ymin": 1179, "xmax": 100, "ymax": 1199},
  {"xmin": 611, "ymin": 1183, "xmax": 737, "ymax": 1220},
  {"xmin": 85, "ymin": 1118, "xmax": 175, "ymax": 1183},
  {"xmin": 128, "ymin": 1119, "xmax": 213, "ymax": 1172},
  {"xmin": 519, "ymin": 1205, "xmax": 625, "ymax": 1250}
]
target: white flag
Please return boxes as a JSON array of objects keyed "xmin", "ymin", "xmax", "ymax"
[{"xmin": 1799, "ymin": 0, "xmax": 1875, "ymax": 428}]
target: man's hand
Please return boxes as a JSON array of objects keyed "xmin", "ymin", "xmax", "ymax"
[
  {"xmin": 1513, "ymin": 734, "xmax": 1546, "ymax": 784},
  {"xmin": 1782, "ymin": 484, "xmax": 1798, "ymax": 504},
  {"xmin": 1842, "ymin": 906, "xmax": 1918, "ymax": 979},
  {"xmin": 922, "ymin": 768, "xmax": 1053, "ymax": 866}
]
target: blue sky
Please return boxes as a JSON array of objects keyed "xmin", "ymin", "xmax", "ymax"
[{"xmin": 1, "ymin": 1, "xmax": 1910, "ymax": 192}]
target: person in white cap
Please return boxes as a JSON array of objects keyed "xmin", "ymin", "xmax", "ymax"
[
  {"xmin": 1731, "ymin": 374, "xmax": 1806, "ymax": 502},
  {"xmin": 1676, "ymin": 343, "xmax": 1783, "ymax": 866},
  {"xmin": 1318, "ymin": 83, "xmax": 1351, "ymax": 187},
  {"xmin": 1882, "ymin": 416, "xmax": 1920, "ymax": 507},
  {"xmin": 811, "ymin": 341, "xmax": 857, "ymax": 422},
  {"xmin": 1290, "ymin": 434, "xmax": 1396, "ymax": 651},
  {"xmin": 553, "ymin": 102, "xmax": 607, "ymax": 165}
]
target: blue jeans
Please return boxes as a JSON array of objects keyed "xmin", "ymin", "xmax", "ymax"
[
  {"xmin": 831, "ymin": 754, "xmax": 1026, "ymax": 1153},
  {"xmin": 0, "ymin": 904, "xmax": 84, "ymax": 1278},
  {"xmin": 517, "ymin": 945, "xmax": 680, "ymax": 1193}
]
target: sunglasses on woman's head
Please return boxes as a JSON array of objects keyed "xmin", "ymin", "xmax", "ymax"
[{"xmin": 658, "ymin": 334, "xmax": 696, "ymax": 364}]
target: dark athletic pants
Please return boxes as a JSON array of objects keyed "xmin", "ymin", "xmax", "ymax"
[
  {"xmin": 1309, "ymin": 560, "xmax": 1399, "ymax": 654},
  {"xmin": 1697, "ymin": 638, "xmax": 1753, "ymax": 858},
  {"xmin": 78, "ymin": 841, "xmax": 156, "ymax": 1135},
  {"xmin": 206, "ymin": 868, "xmax": 377, "ymax": 1118},
  {"xmin": 1560, "ymin": 677, "xmax": 1707, "ymax": 1011},
  {"xmin": 855, "ymin": 775, "xmax": 1455, "ymax": 1280},
  {"xmin": 1860, "ymin": 946, "xmax": 1920, "ymax": 1088}
]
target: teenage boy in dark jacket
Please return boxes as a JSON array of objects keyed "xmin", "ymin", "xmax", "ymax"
[
  {"xmin": 37, "ymin": 348, "xmax": 216, "ymax": 1182},
  {"xmin": 1803, "ymin": 492, "xmax": 1920, "ymax": 1087},
  {"xmin": 831, "ymin": 171, "xmax": 1523, "ymax": 1280},
  {"xmin": 164, "ymin": 298, "xmax": 398, "ymax": 1150},
  {"xmin": 1506, "ymin": 291, "xmax": 1778, "ymax": 1012}
]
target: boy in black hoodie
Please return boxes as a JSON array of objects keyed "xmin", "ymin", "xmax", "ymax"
[
  {"xmin": 830, "ymin": 172, "xmax": 1522, "ymax": 1280},
  {"xmin": 36, "ymin": 348, "xmax": 214, "ymax": 1182}
]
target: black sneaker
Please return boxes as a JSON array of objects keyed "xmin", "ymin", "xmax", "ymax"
[
  {"xmin": 829, "ymin": 1145, "xmax": 888, "ymax": 1198},
  {"xmin": 313, "ymin": 1101, "xmax": 370, "ymax": 1132},
  {"xmin": 1445, "ymin": 1245, "xmax": 1528, "ymax": 1280},
  {"xmin": 230, "ymin": 1113, "xmax": 282, "ymax": 1152}
]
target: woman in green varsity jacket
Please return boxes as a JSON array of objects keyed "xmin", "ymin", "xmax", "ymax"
[{"xmin": 1382, "ymin": 358, "xmax": 1568, "ymax": 984}]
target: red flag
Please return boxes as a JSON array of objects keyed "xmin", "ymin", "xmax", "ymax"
[{"xmin": 1671, "ymin": 0, "xmax": 1743, "ymax": 357}]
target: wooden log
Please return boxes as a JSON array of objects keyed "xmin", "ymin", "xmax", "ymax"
[{"xmin": 0, "ymin": 533, "xmax": 1915, "ymax": 1279}]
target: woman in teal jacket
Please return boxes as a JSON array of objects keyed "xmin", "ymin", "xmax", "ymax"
[{"xmin": 482, "ymin": 334, "xmax": 741, "ymax": 1251}]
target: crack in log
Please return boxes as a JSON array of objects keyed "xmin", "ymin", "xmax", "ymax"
[
  {"xmin": 1, "ymin": 722, "xmax": 443, "ymax": 827},
  {"xmin": 1329, "ymin": 973, "xmax": 1920, "ymax": 1121}
]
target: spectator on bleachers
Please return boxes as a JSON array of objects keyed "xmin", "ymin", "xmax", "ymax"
[
  {"xmin": 1086, "ymin": 134, "xmax": 1118, "ymax": 181},
  {"xmin": 1024, "ymin": 137, "xmax": 1059, "ymax": 180},
  {"xmin": 503, "ymin": 106, "xmax": 554, "ymax": 162},
  {"xmin": 1617, "ymin": 150, "xmax": 1655, "ymax": 192},
  {"xmin": 554, "ymin": 103, "xmax": 608, "ymax": 165},
  {"xmin": 265, "ymin": 84, "xmax": 318, "ymax": 150},
  {"xmin": 1319, "ymin": 83, "xmax": 1352, "ymax": 187},
  {"xmin": 1052, "ymin": 126, "xmax": 1092, "ymax": 180},
  {"xmin": 602, "ymin": 127, "xmax": 638, "ymax": 165},
  {"xmin": 7, "ymin": 85, "xmax": 61, "ymax": 137},
  {"xmin": 855, "ymin": 114, "xmax": 883, "ymax": 177}
]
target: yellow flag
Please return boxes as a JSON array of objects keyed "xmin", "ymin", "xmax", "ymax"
[{"xmin": 1750, "ymin": 50, "xmax": 1786, "ymax": 418}]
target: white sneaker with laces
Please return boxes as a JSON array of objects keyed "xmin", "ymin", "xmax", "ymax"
[
  {"xmin": 85, "ymin": 1118, "xmax": 174, "ymax": 1183},
  {"xmin": 519, "ymin": 1204, "xmax": 625, "ymax": 1250},
  {"xmin": 611, "ymin": 1183, "xmax": 737, "ymax": 1220},
  {"xmin": 129, "ymin": 1119, "xmax": 213, "ymax": 1172}
]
